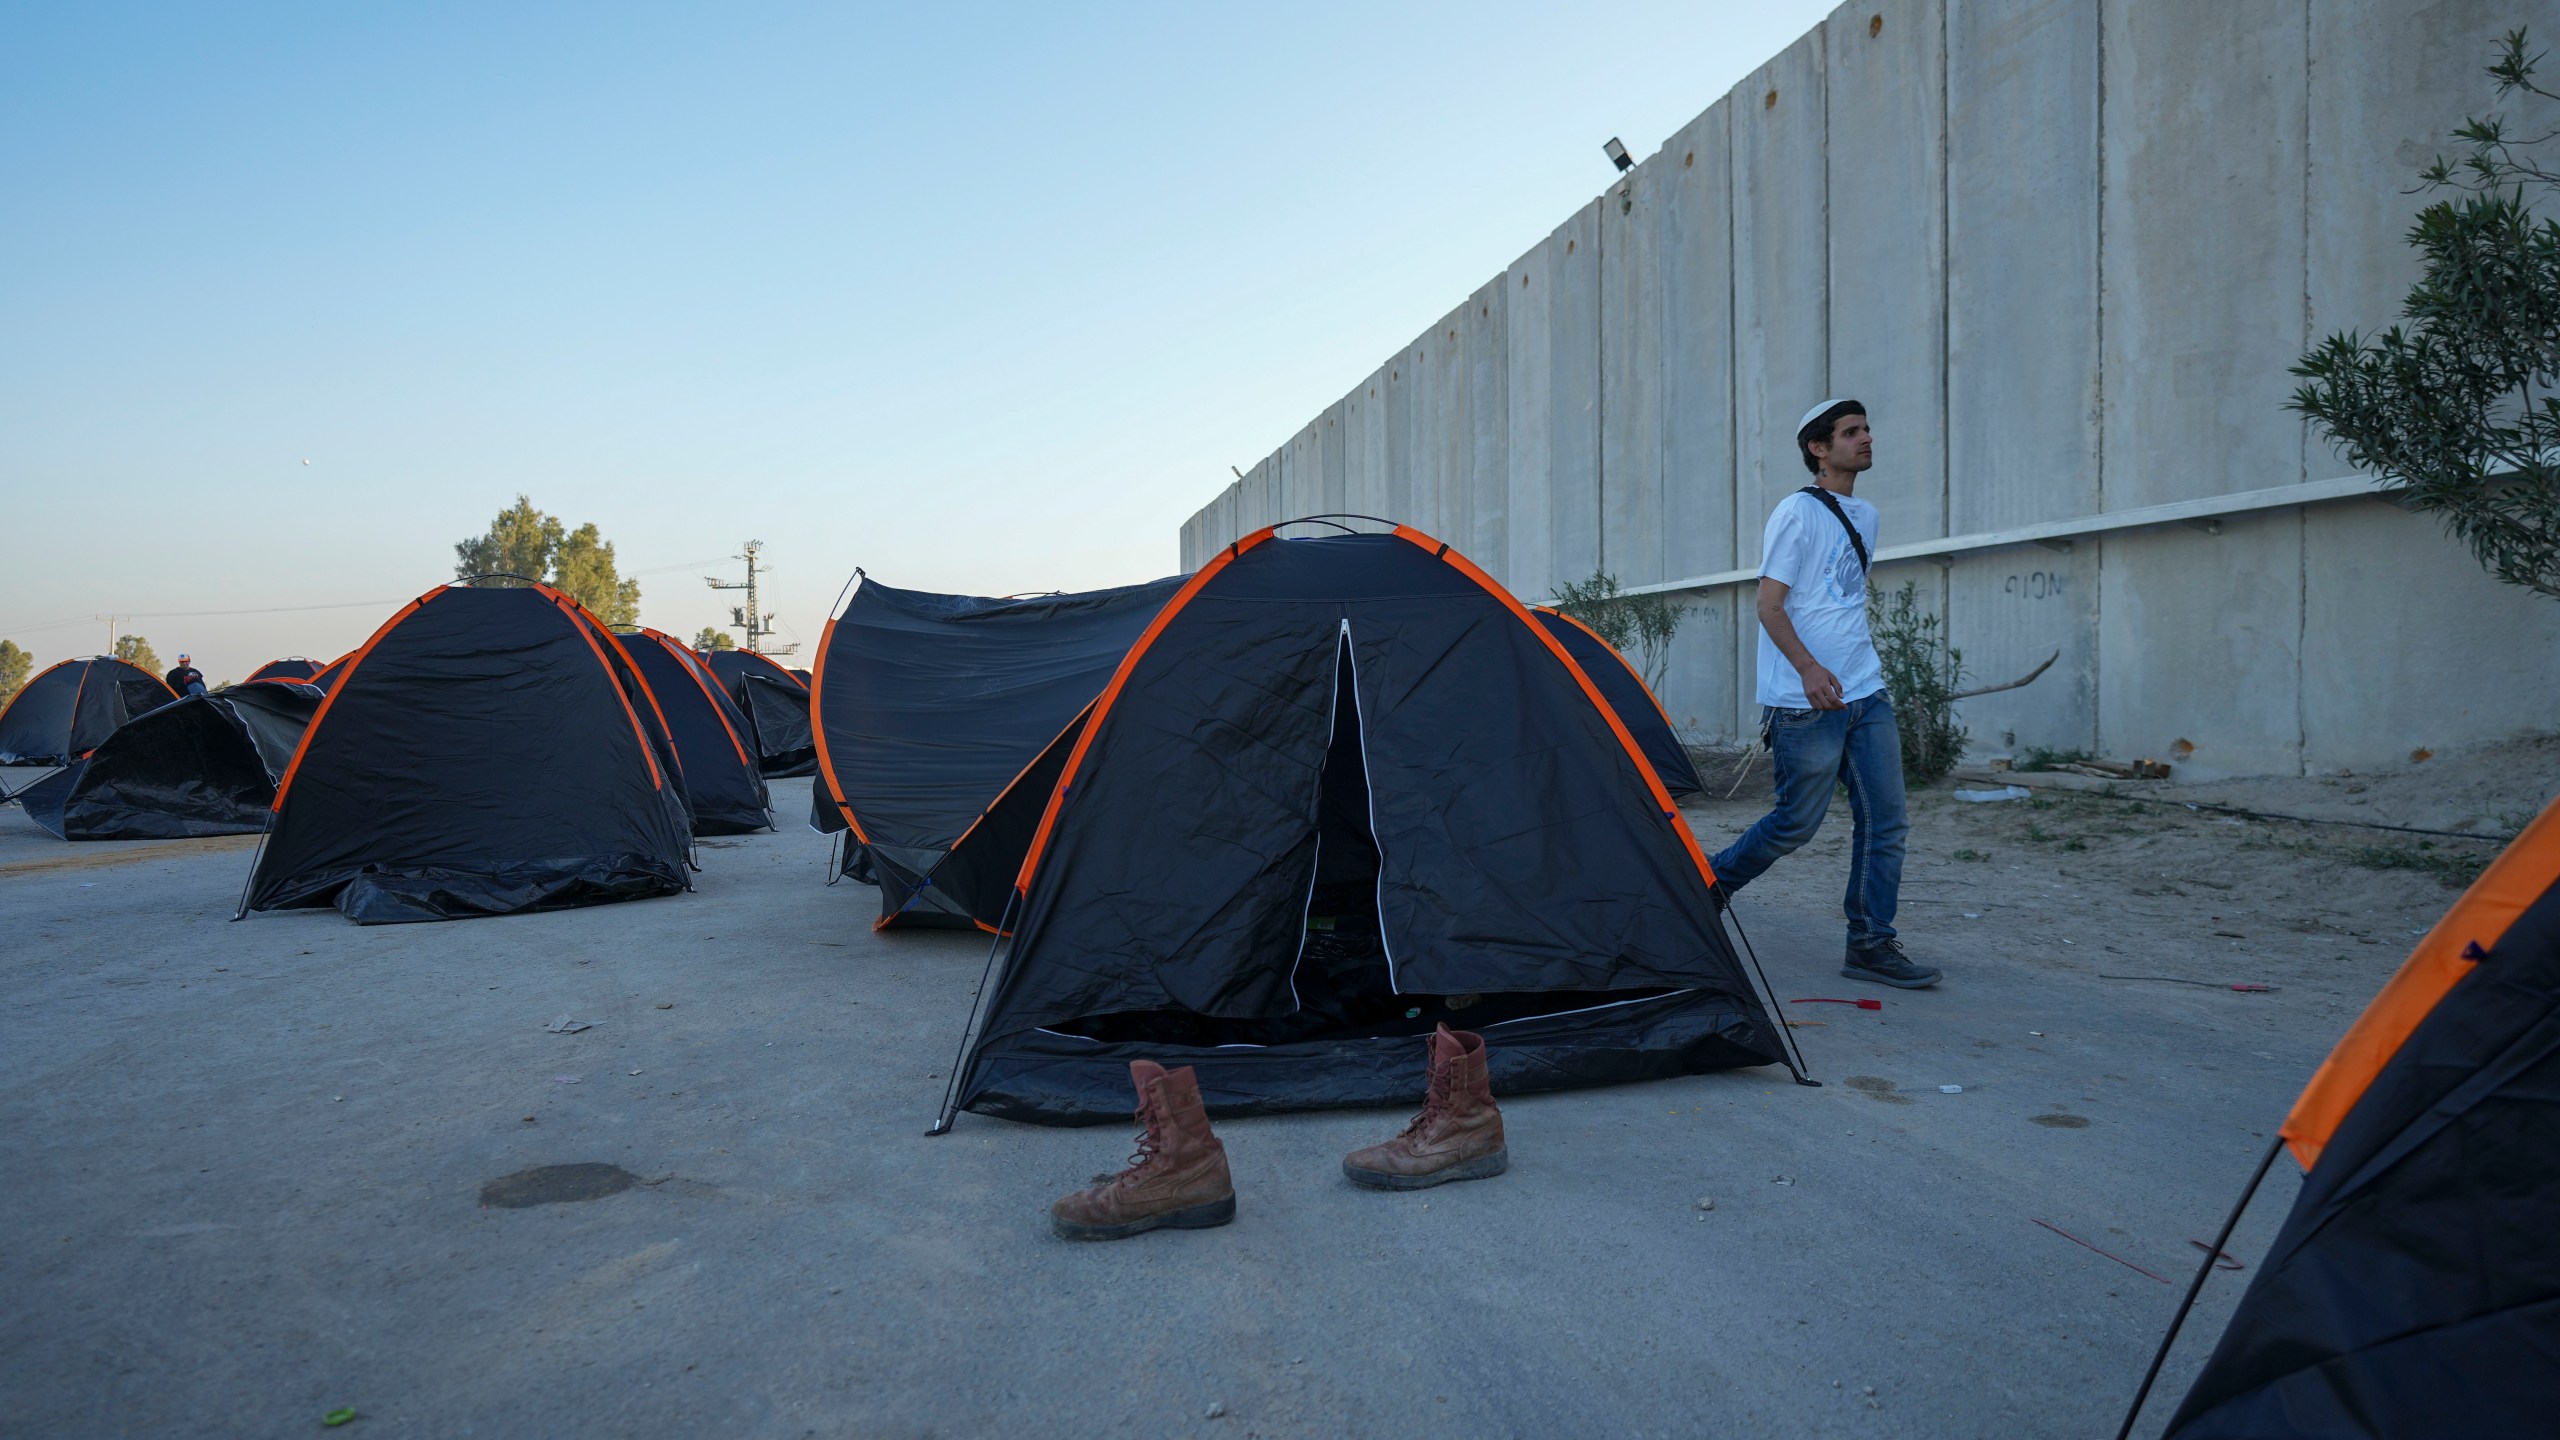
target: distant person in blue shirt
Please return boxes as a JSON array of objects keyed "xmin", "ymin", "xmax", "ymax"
[
  {"xmin": 164, "ymin": 654, "xmax": 206, "ymax": 697},
  {"xmin": 1711, "ymin": 399, "xmax": 1939, "ymax": 989}
]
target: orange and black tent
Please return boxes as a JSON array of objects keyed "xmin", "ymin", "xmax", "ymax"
[
  {"xmin": 941, "ymin": 526, "xmax": 1790, "ymax": 1126},
  {"xmin": 238, "ymin": 583, "xmax": 693, "ymax": 924},
  {"xmin": 809, "ymin": 572, "xmax": 1185, "ymax": 930},
  {"xmin": 2149, "ymin": 794, "xmax": 2560, "ymax": 1436},
  {"xmin": 703, "ymin": 649, "xmax": 816, "ymax": 777},
  {"xmin": 621, "ymin": 627, "xmax": 771, "ymax": 835},
  {"xmin": 0, "ymin": 656, "xmax": 176, "ymax": 767},
  {"xmin": 246, "ymin": 657, "xmax": 324, "ymax": 683},
  {"xmin": 16, "ymin": 681, "xmax": 321, "ymax": 840},
  {"xmin": 1530, "ymin": 607, "xmax": 1703, "ymax": 798}
]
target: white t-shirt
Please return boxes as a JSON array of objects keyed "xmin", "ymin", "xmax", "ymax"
[{"xmin": 1755, "ymin": 488, "xmax": 1884, "ymax": 709}]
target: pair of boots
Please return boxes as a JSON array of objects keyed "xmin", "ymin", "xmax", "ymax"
[{"xmin": 1051, "ymin": 1023, "xmax": 1505, "ymax": 1241}]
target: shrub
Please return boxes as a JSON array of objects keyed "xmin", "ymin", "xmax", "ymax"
[{"xmin": 1869, "ymin": 581, "xmax": 1966, "ymax": 783}]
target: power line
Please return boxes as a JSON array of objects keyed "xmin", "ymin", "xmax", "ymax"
[
  {"xmin": 0, "ymin": 597, "xmax": 410, "ymax": 633},
  {"xmin": 4, "ymin": 557, "xmax": 724, "ymax": 637}
]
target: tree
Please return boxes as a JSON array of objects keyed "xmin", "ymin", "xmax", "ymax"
[
  {"xmin": 0, "ymin": 639, "xmax": 29, "ymax": 705},
  {"xmin": 553, "ymin": 522, "xmax": 641, "ymax": 629},
  {"xmin": 114, "ymin": 634, "xmax": 163, "ymax": 676},
  {"xmin": 2291, "ymin": 29, "xmax": 2560, "ymax": 599},
  {"xmin": 1549, "ymin": 570, "xmax": 1688, "ymax": 694},
  {"xmin": 693, "ymin": 627, "xmax": 736, "ymax": 652},
  {"xmin": 453, "ymin": 496, "xmax": 642, "ymax": 624},
  {"xmin": 453, "ymin": 496, "xmax": 562, "ymax": 585}
]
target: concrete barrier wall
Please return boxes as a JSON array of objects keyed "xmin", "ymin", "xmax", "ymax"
[{"xmin": 1181, "ymin": 0, "xmax": 2560, "ymax": 777}]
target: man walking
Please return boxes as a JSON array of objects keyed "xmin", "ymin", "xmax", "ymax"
[
  {"xmin": 1710, "ymin": 399, "xmax": 1939, "ymax": 989},
  {"xmin": 165, "ymin": 653, "xmax": 205, "ymax": 697}
]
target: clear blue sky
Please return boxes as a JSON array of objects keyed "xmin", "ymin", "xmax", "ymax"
[{"xmin": 2, "ymin": 0, "xmax": 1833, "ymax": 681}]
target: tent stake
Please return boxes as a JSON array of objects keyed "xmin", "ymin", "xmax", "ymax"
[{"xmin": 2114, "ymin": 1134, "xmax": 2285, "ymax": 1440}]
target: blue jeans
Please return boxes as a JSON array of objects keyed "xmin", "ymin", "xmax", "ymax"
[{"xmin": 1710, "ymin": 692, "xmax": 1908, "ymax": 950}]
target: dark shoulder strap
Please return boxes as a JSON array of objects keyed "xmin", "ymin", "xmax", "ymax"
[{"xmin": 1798, "ymin": 486, "xmax": 1870, "ymax": 572}]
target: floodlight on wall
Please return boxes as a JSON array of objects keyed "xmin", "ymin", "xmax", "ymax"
[{"xmin": 1603, "ymin": 137, "xmax": 1632, "ymax": 173}]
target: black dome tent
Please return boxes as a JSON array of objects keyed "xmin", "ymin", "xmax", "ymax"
[
  {"xmin": 621, "ymin": 627, "xmax": 772, "ymax": 836},
  {"xmin": 16, "ymin": 682, "xmax": 321, "ymax": 840},
  {"xmin": 237, "ymin": 583, "xmax": 693, "ymax": 924},
  {"xmin": 0, "ymin": 657, "xmax": 177, "ymax": 767},
  {"xmin": 2136, "ymin": 792, "xmax": 2560, "ymax": 1438},
  {"xmin": 246, "ymin": 657, "xmax": 324, "ymax": 683},
  {"xmin": 703, "ymin": 649, "xmax": 816, "ymax": 777},
  {"xmin": 941, "ymin": 525, "xmax": 1793, "ymax": 1127},
  {"xmin": 1529, "ymin": 606, "xmax": 1704, "ymax": 799},
  {"xmin": 809, "ymin": 573, "xmax": 1185, "ymax": 930}
]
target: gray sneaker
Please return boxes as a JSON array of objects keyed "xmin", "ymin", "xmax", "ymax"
[{"xmin": 1842, "ymin": 938, "xmax": 1942, "ymax": 989}]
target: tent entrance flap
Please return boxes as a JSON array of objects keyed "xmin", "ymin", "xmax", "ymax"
[{"xmin": 1048, "ymin": 630, "xmax": 1673, "ymax": 1050}]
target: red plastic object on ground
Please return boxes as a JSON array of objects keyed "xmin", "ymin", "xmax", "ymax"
[{"xmin": 1790, "ymin": 997, "xmax": 1883, "ymax": 1010}]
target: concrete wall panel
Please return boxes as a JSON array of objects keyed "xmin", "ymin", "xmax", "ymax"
[
  {"xmin": 1661, "ymin": 101, "xmax": 1736, "ymax": 579},
  {"xmin": 1462, "ymin": 277, "xmax": 1509, "ymax": 565},
  {"xmin": 1826, "ymin": 0, "xmax": 1947, "ymax": 544},
  {"xmin": 1505, "ymin": 240, "xmax": 1558, "ymax": 598},
  {"xmin": 1657, "ymin": 102, "xmax": 1740, "ymax": 736},
  {"xmin": 1318, "ymin": 398, "xmax": 1349, "ymax": 519},
  {"xmin": 1546, "ymin": 203, "xmax": 1604, "ymax": 591},
  {"xmin": 1347, "ymin": 364, "xmax": 1390, "ymax": 524},
  {"xmin": 1946, "ymin": 0, "xmax": 2099, "ymax": 531},
  {"xmin": 1381, "ymin": 339, "xmax": 1416, "ymax": 528},
  {"xmin": 1732, "ymin": 31, "xmax": 1831, "ymax": 561},
  {"xmin": 2098, "ymin": 512, "xmax": 2303, "ymax": 778},
  {"xmin": 1601, "ymin": 158, "xmax": 1665, "ymax": 586},
  {"xmin": 2099, "ymin": 0, "xmax": 2307, "ymax": 509},
  {"xmin": 2308, "ymin": 1, "xmax": 2553, "ymax": 409},
  {"xmin": 2302, "ymin": 502, "xmax": 2560, "ymax": 774},
  {"xmin": 1947, "ymin": 546, "xmax": 2096, "ymax": 757},
  {"xmin": 1423, "ymin": 302, "xmax": 1470, "ymax": 542}
]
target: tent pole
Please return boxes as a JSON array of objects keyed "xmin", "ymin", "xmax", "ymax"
[
  {"xmin": 2114, "ymin": 1133, "xmax": 2286, "ymax": 1440},
  {"xmin": 927, "ymin": 887, "xmax": 1021, "ymax": 1137},
  {"xmin": 229, "ymin": 816, "xmax": 275, "ymax": 921},
  {"xmin": 1718, "ymin": 887, "xmax": 1820, "ymax": 1086}
]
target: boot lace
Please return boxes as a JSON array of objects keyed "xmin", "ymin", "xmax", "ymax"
[
  {"xmin": 1094, "ymin": 1095, "xmax": 1165, "ymax": 1183},
  {"xmin": 1394, "ymin": 1060, "xmax": 1454, "ymax": 1139}
]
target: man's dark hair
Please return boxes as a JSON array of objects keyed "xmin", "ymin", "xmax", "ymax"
[{"xmin": 1798, "ymin": 400, "xmax": 1866, "ymax": 474}]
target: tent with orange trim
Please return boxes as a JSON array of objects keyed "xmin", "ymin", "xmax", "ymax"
[
  {"xmin": 621, "ymin": 627, "xmax": 771, "ymax": 835},
  {"xmin": 238, "ymin": 584, "xmax": 693, "ymax": 924},
  {"xmin": 0, "ymin": 656, "xmax": 177, "ymax": 768},
  {"xmin": 946, "ymin": 528, "xmax": 1789, "ymax": 1124},
  {"xmin": 2159, "ymin": 792, "xmax": 2560, "ymax": 1437},
  {"xmin": 1530, "ymin": 607, "xmax": 1703, "ymax": 799},
  {"xmin": 703, "ymin": 649, "xmax": 816, "ymax": 777},
  {"xmin": 15, "ymin": 681, "xmax": 320, "ymax": 840},
  {"xmin": 809, "ymin": 573, "xmax": 1185, "ymax": 930},
  {"xmin": 246, "ymin": 657, "xmax": 324, "ymax": 683}
]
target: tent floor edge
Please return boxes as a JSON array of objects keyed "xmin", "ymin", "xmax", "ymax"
[{"xmin": 959, "ymin": 989, "xmax": 1780, "ymax": 1126}]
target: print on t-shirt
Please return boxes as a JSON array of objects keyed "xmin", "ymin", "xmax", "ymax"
[{"xmin": 1822, "ymin": 530, "xmax": 1868, "ymax": 602}]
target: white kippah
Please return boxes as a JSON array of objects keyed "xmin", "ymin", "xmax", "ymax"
[{"xmin": 1797, "ymin": 398, "xmax": 1857, "ymax": 436}]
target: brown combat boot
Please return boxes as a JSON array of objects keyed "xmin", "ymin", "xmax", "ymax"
[
  {"xmin": 1050, "ymin": 1060, "xmax": 1237, "ymax": 1240},
  {"xmin": 1343, "ymin": 1024, "xmax": 1508, "ymax": 1190}
]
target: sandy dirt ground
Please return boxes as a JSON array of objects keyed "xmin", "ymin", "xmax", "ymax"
[{"xmin": 1682, "ymin": 731, "xmax": 2553, "ymax": 1023}]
